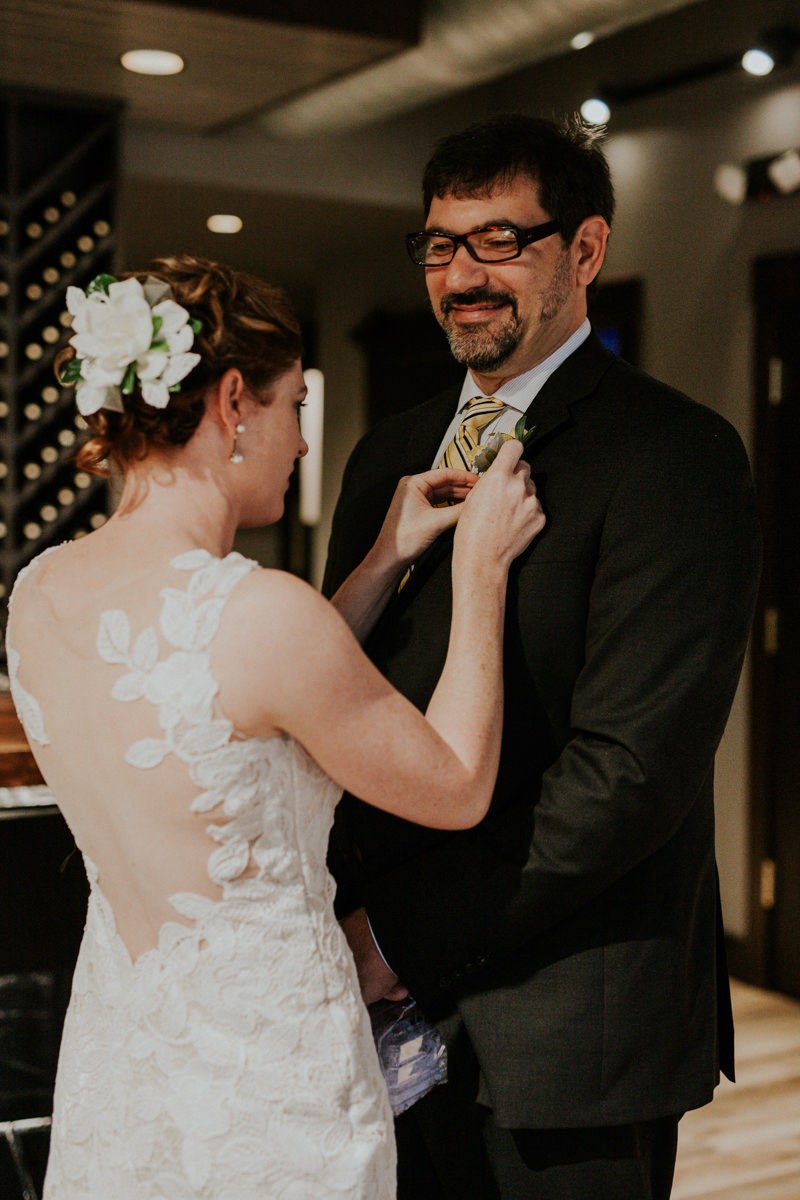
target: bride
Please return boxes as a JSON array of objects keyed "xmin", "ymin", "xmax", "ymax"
[{"xmin": 6, "ymin": 256, "xmax": 545, "ymax": 1199}]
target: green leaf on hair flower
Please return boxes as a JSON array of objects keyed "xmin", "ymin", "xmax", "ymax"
[
  {"xmin": 86, "ymin": 273, "xmax": 116, "ymax": 296},
  {"xmin": 189, "ymin": 318, "xmax": 203, "ymax": 335},
  {"xmin": 151, "ymin": 315, "xmax": 163, "ymax": 338},
  {"xmin": 120, "ymin": 363, "xmax": 138, "ymax": 395},
  {"xmin": 149, "ymin": 339, "xmax": 169, "ymax": 353},
  {"xmin": 59, "ymin": 357, "xmax": 83, "ymax": 385}
]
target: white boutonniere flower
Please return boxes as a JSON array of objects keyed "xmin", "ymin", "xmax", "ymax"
[
  {"xmin": 61, "ymin": 273, "xmax": 202, "ymax": 415},
  {"xmin": 472, "ymin": 414, "xmax": 537, "ymax": 474}
]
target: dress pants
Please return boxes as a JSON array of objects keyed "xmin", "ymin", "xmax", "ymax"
[{"xmin": 396, "ymin": 1085, "xmax": 681, "ymax": 1200}]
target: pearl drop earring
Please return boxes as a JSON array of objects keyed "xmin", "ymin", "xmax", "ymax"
[{"xmin": 229, "ymin": 423, "xmax": 246, "ymax": 464}]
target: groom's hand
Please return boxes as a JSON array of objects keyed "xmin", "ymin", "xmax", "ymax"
[{"xmin": 341, "ymin": 907, "xmax": 409, "ymax": 1005}]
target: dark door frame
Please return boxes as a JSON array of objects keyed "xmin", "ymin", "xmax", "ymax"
[{"xmin": 733, "ymin": 250, "xmax": 800, "ymax": 991}]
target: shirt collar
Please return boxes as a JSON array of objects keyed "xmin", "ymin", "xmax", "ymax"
[{"xmin": 456, "ymin": 319, "xmax": 591, "ymax": 414}]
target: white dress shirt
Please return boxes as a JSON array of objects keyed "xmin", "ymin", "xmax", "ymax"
[{"xmin": 430, "ymin": 319, "xmax": 591, "ymax": 467}]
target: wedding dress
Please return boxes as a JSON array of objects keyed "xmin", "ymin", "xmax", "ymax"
[{"xmin": 7, "ymin": 547, "xmax": 396, "ymax": 1199}]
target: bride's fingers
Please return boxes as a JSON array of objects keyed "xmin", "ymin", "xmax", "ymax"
[
  {"xmin": 417, "ymin": 467, "xmax": 476, "ymax": 494},
  {"xmin": 426, "ymin": 476, "xmax": 476, "ymax": 503},
  {"xmin": 431, "ymin": 482, "xmax": 474, "ymax": 503}
]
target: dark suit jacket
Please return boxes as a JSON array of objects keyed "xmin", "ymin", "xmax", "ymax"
[{"xmin": 323, "ymin": 334, "xmax": 761, "ymax": 1129}]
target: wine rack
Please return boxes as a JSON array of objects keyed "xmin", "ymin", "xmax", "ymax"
[{"xmin": 0, "ymin": 90, "xmax": 121, "ymax": 666}]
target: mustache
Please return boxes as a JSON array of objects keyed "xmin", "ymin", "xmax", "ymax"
[{"xmin": 440, "ymin": 288, "xmax": 517, "ymax": 315}]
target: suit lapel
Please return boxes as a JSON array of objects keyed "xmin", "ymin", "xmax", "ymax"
[
  {"xmin": 388, "ymin": 336, "xmax": 618, "ymax": 607},
  {"xmin": 397, "ymin": 388, "xmax": 460, "ymax": 472},
  {"xmin": 521, "ymin": 332, "xmax": 617, "ymax": 456}
]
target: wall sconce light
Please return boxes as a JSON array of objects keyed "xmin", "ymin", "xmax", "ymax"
[
  {"xmin": 767, "ymin": 148, "xmax": 800, "ymax": 195},
  {"xmin": 299, "ymin": 369, "xmax": 324, "ymax": 526},
  {"xmin": 714, "ymin": 146, "xmax": 800, "ymax": 204},
  {"xmin": 713, "ymin": 164, "xmax": 748, "ymax": 206}
]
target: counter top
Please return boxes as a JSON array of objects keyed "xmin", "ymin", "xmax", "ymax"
[{"xmin": 0, "ymin": 691, "xmax": 45, "ymax": 789}]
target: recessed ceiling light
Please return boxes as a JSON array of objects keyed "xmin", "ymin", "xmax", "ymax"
[
  {"xmin": 120, "ymin": 49, "xmax": 185, "ymax": 77},
  {"xmin": 741, "ymin": 48, "xmax": 775, "ymax": 76},
  {"xmin": 571, "ymin": 31, "xmax": 595, "ymax": 51},
  {"xmin": 207, "ymin": 214, "xmax": 243, "ymax": 234}
]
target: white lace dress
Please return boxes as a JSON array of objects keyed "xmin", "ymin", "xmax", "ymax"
[{"xmin": 7, "ymin": 549, "xmax": 396, "ymax": 1199}]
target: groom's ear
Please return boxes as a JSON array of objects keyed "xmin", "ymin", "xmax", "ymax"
[{"xmin": 210, "ymin": 368, "xmax": 247, "ymax": 435}]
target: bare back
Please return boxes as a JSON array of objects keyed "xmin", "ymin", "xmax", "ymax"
[
  {"xmin": 8, "ymin": 542, "xmax": 266, "ymax": 959},
  {"xmin": 6, "ymin": 538, "xmax": 396, "ymax": 1197}
]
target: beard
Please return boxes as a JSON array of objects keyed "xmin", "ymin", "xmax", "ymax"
[
  {"xmin": 435, "ymin": 250, "xmax": 573, "ymax": 372},
  {"xmin": 436, "ymin": 289, "xmax": 522, "ymax": 372}
]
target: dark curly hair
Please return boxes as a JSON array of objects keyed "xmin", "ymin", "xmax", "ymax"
[
  {"xmin": 422, "ymin": 112, "xmax": 615, "ymax": 245},
  {"xmin": 61, "ymin": 256, "xmax": 303, "ymax": 474}
]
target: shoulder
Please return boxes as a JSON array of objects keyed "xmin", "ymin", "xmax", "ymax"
[
  {"xmin": 222, "ymin": 564, "xmax": 330, "ymax": 631},
  {"xmin": 209, "ymin": 565, "xmax": 360, "ymax": 736},
  {"xmin": 582, "ymin": 355, "xmax": 749, "ymax": 464}
]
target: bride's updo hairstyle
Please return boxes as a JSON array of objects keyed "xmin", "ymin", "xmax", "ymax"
[{"xmin": 67, "ymin": 255, "xmax": 303, "ymax": 475}]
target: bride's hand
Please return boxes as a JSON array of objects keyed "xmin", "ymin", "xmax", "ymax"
[
  {"xmin": 454, "ymin": 439, "xmax": 546, "ymax": 571},
  {"xmin": 372, "ymin": 467, "xmax": 477, "ymax": 570}
]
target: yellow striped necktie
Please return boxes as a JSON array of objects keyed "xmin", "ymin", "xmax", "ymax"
[
  {"xmin": 438, "ymin": 396, "xmax": 507, "ymax": 471},
  {"xmin": 397, "ymin": 396, "xmax": 506, "ymax": 593}
]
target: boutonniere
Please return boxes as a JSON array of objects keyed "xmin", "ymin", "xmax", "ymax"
[{"xmin": 471, "ymin": 414, "xmax": 537, "ymax": 474}]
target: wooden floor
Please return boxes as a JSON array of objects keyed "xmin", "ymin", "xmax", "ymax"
[{"xmin": 673, "ymin": 979, "xmax": 800, "ymax": 1199}]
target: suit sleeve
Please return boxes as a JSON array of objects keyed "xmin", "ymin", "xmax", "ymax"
[{"xmin": 359, "ymin": 405, "xmax": 762, "ymax": 1006}]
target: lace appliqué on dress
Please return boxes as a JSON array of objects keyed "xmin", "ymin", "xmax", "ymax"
[
  {"xmin": 41, "ymin": 548, "xmax": 395, "ymax": 1199},
  {"xmin": 6, "ymin": 546, "xmax": 63, "ymax": 746},
  {"xmin": 7, "ymin": 645, "xmax": 50, "ymax": 745}
]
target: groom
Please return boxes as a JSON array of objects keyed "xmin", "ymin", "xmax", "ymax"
[{"xmin": 323, "ymin": 114, "xmax": 761, "ymax": 1199}]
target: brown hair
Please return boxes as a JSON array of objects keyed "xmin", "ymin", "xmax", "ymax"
[{"xmin": 64, "ymin": 256, "xmax": 303, "ymax": 474}]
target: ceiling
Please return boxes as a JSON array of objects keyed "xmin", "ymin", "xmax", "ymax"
[
  {"xmin": 0, "ymin": 0, "xmax": 423, "ymax": 133},
  {"xmin": 0, "ymin": 0, "xmax": 704, "ymax": 136},
  {"xmin": 2, "ymin": 0, "xmax": 797, "ymax": 312}
]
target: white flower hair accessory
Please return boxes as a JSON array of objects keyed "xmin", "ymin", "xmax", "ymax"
[{"xmin": 60, "ymin": 273, "xmax": 203, "ymax": 415}]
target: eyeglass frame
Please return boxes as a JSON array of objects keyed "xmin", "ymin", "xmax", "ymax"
[{"xmin": 406, "ymin": 219, "xmax": 561, "ymax": 266}]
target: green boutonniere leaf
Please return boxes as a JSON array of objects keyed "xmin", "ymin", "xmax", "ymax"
[{"xmin": 513, "ymin": 413, "xmax": 537, "ymax": 446}]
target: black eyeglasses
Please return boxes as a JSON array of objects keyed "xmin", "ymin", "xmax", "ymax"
[{"xmin": 406, "ymin": 219, "xmax": 561, "ymax": 266}]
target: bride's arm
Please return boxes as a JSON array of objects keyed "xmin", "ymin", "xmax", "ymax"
[
  {"xmin": 329, "ymin": 467, "xmax": 474, "ymax": 644},
  {"xmin": 217, "ymin": 442, "xmax": 544, "ymax": 830}
]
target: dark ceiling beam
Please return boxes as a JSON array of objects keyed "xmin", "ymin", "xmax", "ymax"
[
  {"xmin": 601, "ymin": 24, "xmax": 800, "ymax": 104},
  {"xmin": 154, "ymin": 0, "xmax": 424, "ymax": 43}
]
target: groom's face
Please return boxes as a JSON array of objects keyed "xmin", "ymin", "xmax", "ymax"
[{"xmin": 423, "ymin": 174, "xmax": 584, "ymax": 387}]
